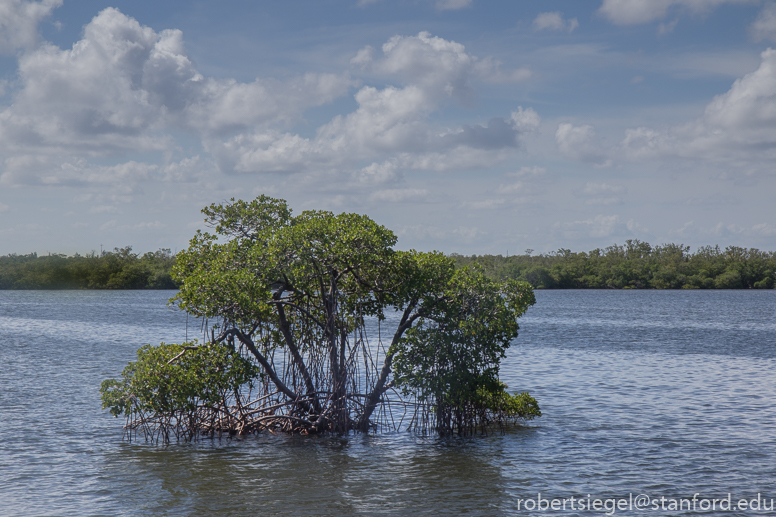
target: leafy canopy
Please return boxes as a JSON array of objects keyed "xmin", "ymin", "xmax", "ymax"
[{"xmin": 100, "ymin": 195, "xmax": 539, "ymax": 437}]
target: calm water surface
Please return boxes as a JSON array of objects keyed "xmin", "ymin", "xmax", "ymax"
[{"xmin": 1, "ymin": 290, "xmax": 775, "ymax": 516}]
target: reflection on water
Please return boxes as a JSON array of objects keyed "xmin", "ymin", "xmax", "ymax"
[
  {"xmin": 106, "ymin": 433, "xmax": 514, "ymax": 515},
  {"xmin": 0, "ymin": 289, "xmax": 775, "ymax": 515}
]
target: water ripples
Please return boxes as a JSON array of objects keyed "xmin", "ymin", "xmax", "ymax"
[{"xmin": 0, "ymin": 290, "xmax": 774, "ymax": 515}]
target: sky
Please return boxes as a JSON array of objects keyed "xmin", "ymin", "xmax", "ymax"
[{"xmin": 0, "ymin": 0, "xmax": 775, "ymax": 256}]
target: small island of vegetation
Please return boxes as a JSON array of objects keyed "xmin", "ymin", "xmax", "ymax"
[{"xmin": 100, "ymin": 196, "xmax": 541, "ymax": 440}]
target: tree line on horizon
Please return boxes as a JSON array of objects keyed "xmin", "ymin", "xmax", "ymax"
[
  {"xmin": 1, "ymin": 239, "xmax": 774, "ymax": 290},
  {"xmin": 452, "ymin": 240, "xmax": 775, "ymax": 289},
  {"xmin": 0, "ymin": 246, "xmax": 177, "ymax": 289}
]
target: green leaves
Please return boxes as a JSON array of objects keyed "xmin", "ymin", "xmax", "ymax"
[
  {"xmin": 391, "ymin": 264, "xmax": 537, "ymax": 426},
  {"xmin": 451, "ymin": 240, "xmax": 776, "ymax": 290},
  {"xmin": 102, "ymin": 195, "xmax": 540, "ymax": 437},
  {"xmin": 99, "ymin": 341, "xmax": 257, "ymax": 417}
]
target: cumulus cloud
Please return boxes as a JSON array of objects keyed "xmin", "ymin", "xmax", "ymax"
[
  {"xmin": 598, "ymin": 0, "xmax": 754, "ymax": 26},
  {"xmin": 214, "ymin": 33, "xmax": 538, "ymax": 175},
  {"xmin": 0, "ymin": 8, "xmax": 352, "ymax": 184},
  {"xmin": 533, "ymin": 12, "xmax": 579, "ymax": 33},
  {"xmin": 750, "ymin": 2, "xmax": 776, "ymax": 42},
  {"xmin": 355, "ymin": 31, "xmax": 530, "ymax": 94},
  {"xmin": 555, "ymin": 123, "xmax": 610, "ymax": 165},
  {"xmin": 0, "ymin": 0, "xmax": 61, "ymax": 54},
  {"xmin": 163, "ymin": 155, "xmax": 214, "ymax": 183},
  {"xmin": 0, "ymin": 157, "xmax": 160, "ymax": 188},
  {"xmin": 353, "ymin": 161, "xmax": 401, "ymax": 185},
  {"xmin": 621, "ymin": 48, "xmax": 776, "ymax": 169},
  {"xmin": 368, "ymin": 32, "xmax": 476, "ymax": 102},
  {"xmin": 0, "ymin": 11, "xmax": 539, "ymax": 190}
]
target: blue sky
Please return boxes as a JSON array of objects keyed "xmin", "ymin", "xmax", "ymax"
[{"xmin": 1, "ymin": 0, "xmax": 775, "ymax": 256}]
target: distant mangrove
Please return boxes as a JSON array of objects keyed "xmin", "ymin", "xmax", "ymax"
[
  {"xmin": 0, "ymin": 247, "xmax": 177, "ymax": 289},
  {"xmin": 2, "ymin": 239, "xmax": 774, "ymax": 290},
  {"xmin": 452, "ymin": 240, "xmax": 776, "ymax": 290}
]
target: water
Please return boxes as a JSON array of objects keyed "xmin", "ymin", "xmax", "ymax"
[{"xmin": 1, "ymin": 290, "xmax": 775, "ymax": 516}]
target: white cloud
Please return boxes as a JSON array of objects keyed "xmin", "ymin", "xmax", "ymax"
[
  {"xmin": 558, "ymin": 214, "xmax": 623, "ymax": 238},
  {"xmin": 750, "ymin": 2, "xmax": 776, "ymax": 42},
  {"xmin": 0, "ymin": 157, "xmax": 160, "ymax": 187},
  {"xmin": 555, "ymin": 123, "xmax": 610, "ymax": 165},
  {"xmin": 99, "ymin": 219, "xmax": 117, "ymax": 231},
  {"xmin": 0, "ymin": 202, "xmax": 8, "ymax": 212},
  {"xmin": 372, "ymin": 32, "xmax": 479, "ymax": 103},
  {"xmin": 453, "ymin": 225, "xmax": 482, "ymax": 241},
  {"xmin": 0, "ymin": 8, "xmax": 352, "ymax": 183},
  {"xmin": 356, "ymin": 31, "xmax": 530, "ymax": 94},
  {"xmin": 598, "ymin": 0, "xmax": 754, "ymax": 26},
  {"xmin": 163, "ymin": 156, "xmax": 213, "ymax": 183},
  {"xmin": 533, "ymin": 12, "xmax": 579, "ymax": 33},
  {"xmin": 356, "ymin": 161, "xmax": 401, "ymax": 185},
  {"xmin": 577, "ymin": 182, "xmax": 626, "ymax": 205},
  {"xmin": 672, "ymin": 220, "xmax": 776, "ymax": 240},
  {"xmin": 396, "ymin": 224, "xmax": 446, "ymax": 240},
  {"xmin": 581, "ymin": 182, "xmax": 625, "ymax": 196},
  {"xmin": 621, "ymin": 48, "xmax": 776, "ymax": 168},
  {"xmin": 657, "ymin": 18, "xmax": 679, "ymax": 35},
  {"xmin": 670, "ymin": 220, "xmax": 696, "ymax": 238},
  {"xmin": 0, "ymin": 0, "xmax": 61, "ymax": 54},
  {"xmin": 215, "ymin": 33, "xmax": 539, "ymax": 175},
  {"xmin": 134, "ymin": 220, "xmax": 162, "ymax": 229},
  {"xmin": 510, "ymin": 107, "xmax": 541, "ymax": 132},
  {"xmin": 751, "ymin": 223, "xmax": 776, "ymax": 236},
  {"xmin": 369, "ymin": 188, "xmax": 428, "ymax": 202},
  {"xmin": 0, "ymin": 11, "xmax": 540, "ymax": 209},
  {"xmin": 507, "ymin": 166, "xmax": 546, "ymax": 178},
  {"xmin": 626, "ymin": 219, "xmax": 648, "ymax": 233},
  {"xmin": 350, "ymin": 46, "xmax": 374, "ymax": 67}
]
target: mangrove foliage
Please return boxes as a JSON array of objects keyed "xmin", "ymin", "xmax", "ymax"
[
  {"xmin": 0, "ymin": 247, "xmax": 177, "ymax": 289},
  {"xmin": 100, "ymin": 196, "xmax": 540, "ymax": 440},
  {"xmin": 453, "ymin": 241, "xmax": 776, "ymax": 289},
  {"xmin": 4, "ymin": 240, "xmax": 774, "ymax": 290}
]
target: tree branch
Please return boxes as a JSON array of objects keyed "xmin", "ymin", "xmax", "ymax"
[
  {"xmin": 268, "ymin": 300, "xmax": 326, "ymax": 330},
  {"xmin": 275, "ymin": 303, "xmax": 322, "ymax": 413},
  {"xmin": 216, "ymin": 328, "xmax": 300, "ymax": 404},
  {"xmin": 357, "ymin": 299, "xmax": 423, "ymax": 430}
]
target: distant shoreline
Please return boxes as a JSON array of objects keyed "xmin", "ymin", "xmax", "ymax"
[
  {"xmin": 0, "ymin": 247, "xmax": 178, "ymax": 290},
  {"xmin": 453, "ymin": 240, "xmax": 775, "ymax": 290},
  {"xmin": 2, "ymin": 240, "xmax": 774, "ymax": 290}
]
